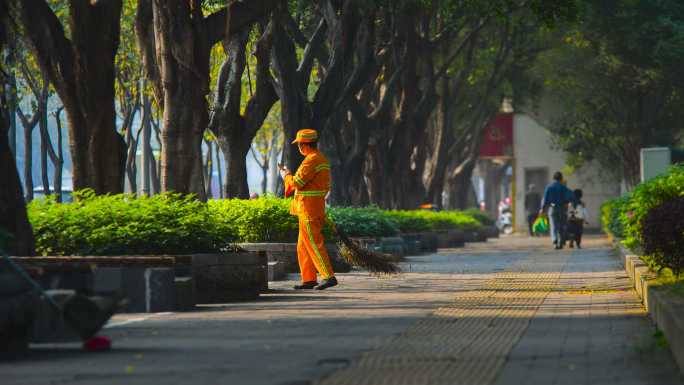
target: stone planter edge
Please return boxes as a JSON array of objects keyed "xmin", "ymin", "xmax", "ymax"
[{"xmin": 615, "ymin": 243, "xmax": 684, "ymax": 372}]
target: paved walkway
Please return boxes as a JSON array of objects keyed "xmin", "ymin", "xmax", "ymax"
[{"xmin": 1, "ymin": 235, "xmax": 681, "ymax": 385}]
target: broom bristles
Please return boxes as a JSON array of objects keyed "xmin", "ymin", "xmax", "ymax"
[{"xmin": 325, "ymin": 217, "xmax": 402, "ymax": 275}]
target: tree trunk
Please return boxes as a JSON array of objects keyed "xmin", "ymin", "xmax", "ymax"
[
  {"xmin": 0, "ymin": 122, "xmax": 34, "ymax": 255},
  {"xmin": 349, "ymin": 171, "xmax": 370, "ymax": 207},
  {"xmin": 320, "ymin": 109, "xmax": 350, "ymax": 206},
  {"xmin": 456, "ymin": 164, "xmax": 476, "ymax": 210},
  {"xmin": 215, "ymin": 141, "xmax": 223, "ymax": 199},
  {"xmin": 210, "ymin": 8, "xmax": 282, "ymax": 199},
  {"xmin": 221, "ymin": 141, "xmax": 251, "ymax": 199},
  {"xmin": 204, "ymin": 141, "xmax": 213, "ymax": 200},
  {"xmin": 261, "ymin": 164, "xmax": 268, "ymax": 196},
  {"xmin": 148, "ymin": 149, "xmax": 159, "ymax": 196},
  {"xmin": 3, "ymin": 64, "xmax": 17, "ymax": 161},
  {"xmin": 125, "ymin": 122, "xmax": 141, "ymax": 195},
  {"xmin": 0, "ymin": 45, "xmax": 34, "ymax": 254},
  {"xmin": 39, "ymin": 110, "xmax": 50, "ymax": 197},
  {"xmin": 51, "ymin": 108, "xmax": 64, "ymax": 203},
  {"xmin": 22, "ymin": 112, "xmax": 34, "ymax": 203},
  {"xmin": 136, "ymin": 0, "xmax": 282, "ymax": 201},
  {"xmin": 13, "ymin": 0, "xmax": 127, "ymax": 195},
  {"xmin": 272, "ymin": 0, "xmax": 360, "ymax": 196},
  {"xmin": 140, "ymin": 94, "xmax": 152, "ymax": 196},
  {"xmin": 322, "ymin": 16, "xmax": 404, "ymax": 207}
]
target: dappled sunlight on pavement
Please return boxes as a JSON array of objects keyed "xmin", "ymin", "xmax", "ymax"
[{"xmin": 1, "ymin": 235, "xmax": 680, "ymax": 385}]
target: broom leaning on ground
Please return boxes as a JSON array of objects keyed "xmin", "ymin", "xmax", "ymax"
[{"xmin": 323, "ymin": 217, "xmax": 402, "ymax": 275}]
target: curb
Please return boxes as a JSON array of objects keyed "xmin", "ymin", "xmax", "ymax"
[{"xmin": 615, "ymin": 243, "xmax": 684, "ymax": 371}]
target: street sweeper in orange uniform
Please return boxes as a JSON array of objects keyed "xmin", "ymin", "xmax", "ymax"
[{"xmin": 279, "ymin": 129, "xmax": 338, "ymax": 290}]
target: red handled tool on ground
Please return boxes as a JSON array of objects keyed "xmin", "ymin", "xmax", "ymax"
[{"xmin": 0, "ymin": 248, "xmax": 123, "ymax": 350}]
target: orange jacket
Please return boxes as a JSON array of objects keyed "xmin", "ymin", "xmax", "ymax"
[{"xmin": 285, "ymin": 149, "xmax": 330, "ymax": 217}]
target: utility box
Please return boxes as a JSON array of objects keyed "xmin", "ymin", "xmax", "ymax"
[{"xmin": 641, "ymin": 147, "xmax": 671, "ymax": 182}]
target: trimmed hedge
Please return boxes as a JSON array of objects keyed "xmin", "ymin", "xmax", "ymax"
[
  {"xmin": 209, "ymin": 196, "xmax": 314, "ymax": 243},
  {"xmin": 386, "ymin": 211, "xmax": 432, "ymax": 234},
  {"xmin": 28, "ymin": 190, "xmax": 236, "ymax": 256},
  {"xmin": 327, "ymin": 205, "xmax": 400, "ymax": 238},
  {"xmin": 27, "ymin": 191, "xmax": 483, "ymax": 255},
  {"xmin": 461, "ymin": 208, "xmax": 496, "ymax": 226},
  {"xmin": 404, "ymin": 210, "xmax": 482, "ymax": 230}
]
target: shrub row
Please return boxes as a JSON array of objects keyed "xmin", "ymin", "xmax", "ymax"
[
  {"xmin": 26, "ymin": 192, "xmax": 484, "ymax": 256},
  {"xmin": 394, "ymin": 210, "xmax": 482, "ymax": 231},
  {"xmin": 29, "ymin": 190, "xmax": 236, "ymax": 257},
  {"xmin": 601, "ymin": 162, "xmax": 684, "ymax": 275}
]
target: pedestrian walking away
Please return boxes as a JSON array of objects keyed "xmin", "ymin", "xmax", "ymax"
[
  {"xmin": 567, "ymin": 189, "xmax": 589, "ymax": 249},
  {"xmin": 280, "ymin": 129, "xmax": 338, "ymax": 290},
  {"xmin": 540, "ymin": 172, "xmax": 582, "ymax": 250},
  {"xmin": 524, "ymin": 184, "xmax": 541, "ymax": 238}
]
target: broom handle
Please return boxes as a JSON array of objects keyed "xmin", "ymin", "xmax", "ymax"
[
  {"xmin": 0, "ymin": 247, "xmax": 62, "ymax": 310},
  {"xmin": 325, "ymin": 216, "xmax": 351, "ymax": 242},
  {"xmin": 324, "ymin": 216, "xmax": 339, "ymax": 232}
]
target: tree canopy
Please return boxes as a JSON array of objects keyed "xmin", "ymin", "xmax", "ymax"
[{"xmin": 533, "ymin": 0, "xmax": 684, "ymax": 189}]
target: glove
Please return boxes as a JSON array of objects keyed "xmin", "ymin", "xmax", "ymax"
[{"xmin": 279, "ymin": 168, "xmax": 290, "ymax": 180}]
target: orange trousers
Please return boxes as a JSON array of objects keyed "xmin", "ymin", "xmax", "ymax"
[{"xmin": 297, "ymin": 216, "xmax": 334, "ymax": 282}]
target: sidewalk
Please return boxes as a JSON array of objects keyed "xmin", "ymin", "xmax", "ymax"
[{"xmin": 1, "ymin": 235, "xmax": 681, "ymax": 385}]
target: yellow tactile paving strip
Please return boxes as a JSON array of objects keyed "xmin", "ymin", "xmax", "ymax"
[{"xmin": 317, "ymin": 253, "xmax": 572, "ymax": 385}]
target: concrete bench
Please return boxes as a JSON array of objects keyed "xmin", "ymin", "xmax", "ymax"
[
  {"xmin": 398, "ymin": 234, "xmax": 421, "ymax": 255},
  {"xmin": 238, "ymin": 243, "xmax": 351, "ymax": 274},
  {"xmin": 192, "ymin": 252, "xmax": 264, "ymax": 304},
  {"xmin": 482, "ymin": 225, "xmax": 500, "ymax": 238},
  {"xmin": 418, "ymin": 233, "xmax": 439, "ymax": 253},
  {"xmin": 268, "ymin": 261, "xmax": 285, "ymax": 281},
  {"xmin": 462, "ymin": 228, "xmax": 488, "ymax": 242},
  {"xmin": 11, "ymin": 255, "xmax": 195, "ymax": 313},
  {"xmin": 434, "ymin": 230, "xmax": 466, "ymax": 248},
  {"xmin": 377, "ymin": 237, "xmax": 408, "ymax": 256}
]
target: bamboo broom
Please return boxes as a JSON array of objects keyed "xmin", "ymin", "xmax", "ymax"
[
  {"xmin": 324, "ymin": 217, "xmax": 402, "ymax": 275},
  {"xmin": 278, "ymin": 163, "xmax": 401, "ymax": 275}
]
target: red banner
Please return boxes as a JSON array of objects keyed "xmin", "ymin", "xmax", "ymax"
[{"xmin": 479, "ymin": 114, "xmax": 513, "ymax": 158}]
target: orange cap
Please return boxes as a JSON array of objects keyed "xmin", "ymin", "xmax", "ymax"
[{"xmin": 292, "ymin": 129, "xmax": 318, "ymax": 144}]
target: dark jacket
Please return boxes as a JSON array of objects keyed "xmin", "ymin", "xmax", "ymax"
[
  {"xmin": 541, "ymin": 181, "xmax": 580, "ymax": 210},
  {"xmin": 524, "ymin": 191, "xmax": 542, "ymax": 216}
]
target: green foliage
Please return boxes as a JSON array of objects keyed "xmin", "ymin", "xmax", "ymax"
[
  {"xmin": 28, "ymin": 190, "xmax": 235, "ymax": 256},
  {"xmin": 327, "ymin": 205, "xmax": 400, "ymax": 238},
  {"xmin": 599, "ymin": 196, "xmax": 628, "ymax": 237},
  {"xmin": 209, "ymin": 196, "xmax": 315, "ymax": 243},
  {"xmin": 461, "ymin": 208, "xmax": 496, "ymax": 226},
  {"xmin": 532, "ymin": 0, "xmax": 684, "ymax": 187},
  {"xmin": 27, "ymin": 192, "xmax": 486, "ymax": 256},
  {"xmin": 404, "ymin": 210, "xmax": 482, "ymax": 230},
  {"xmin": 641, "ymin": 195, "xmax": 684, "ymax": 278},
  {"xmin": 385, "ymin": 211, "xmax": 432, "ymax": 234},
  {"xmin": 622, "ymin": 163, "xmax": 684, "ymax": 251}
]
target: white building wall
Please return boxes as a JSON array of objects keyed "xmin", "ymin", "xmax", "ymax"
[{"xmin": 512, "ymin": 113, "xmax": 620, "ymax": 232}]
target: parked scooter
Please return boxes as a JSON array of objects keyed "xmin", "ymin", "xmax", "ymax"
[
  {"xmin": 496, "ymin": 212, "xmax": 513, "ymax": 235},
  {"xmin": 496, "ymin": 199, "xmax": 513, "ymax": 235}
]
